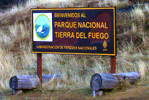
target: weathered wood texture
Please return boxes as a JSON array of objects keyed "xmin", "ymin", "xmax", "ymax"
[
  {"xmin": 91, "ymin": 73, "xmax": 119, "ymax": 91},
  {"xmin": 37, "ymin": 53, "xmax": 42, "ymax": 84},
  {"xmin": 112, "ymin": 72, "xmax": 141, "ymax": 84},
  {"xmin": 9, "ymin": 75, "xmax": 61, "ymax": 94},
  {"xmin": 110, "ymin": 56, "xmax": 116, "ymax": 73},
  {"xmin": 90, "ymin": 72, "xmax": 140, "ymax": 91}
]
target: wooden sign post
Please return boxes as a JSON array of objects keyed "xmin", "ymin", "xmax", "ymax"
[
  {"xmin": 37, "ymin": 53, "xmax": 42, "ymax": 85},
  {"xmin": 110, "ymin": 56, "xmax": 116, "ymax": 73}
]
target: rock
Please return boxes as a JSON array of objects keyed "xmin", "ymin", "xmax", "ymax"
[
  {"xmin": 129, "ymin": 0, "xmax": 147, "ymax": 4},
  {"xmin": 87, "ymin": 1, "xmax": 99, "ymax": 7},
  {"xmin": 144, "ymin": 24, "xmax": 149, "ymax": 32},
  {"xmin": 0, "ymin": 92, "xmax": 2, "ymax": 100},
  {"xmin": 0, "ymin": 0, "xmax": 28, "ymax": 9},
  {"xmin": 117, "ymin": 5, "xmax": 135, "ymax": 13},
  {"xmin": 13, "ymin": 0, "xmax": 27, "ymax": 5},
  {"xmin": 13, "ymin": 90, "xmax": 23, "ymax": 95}
]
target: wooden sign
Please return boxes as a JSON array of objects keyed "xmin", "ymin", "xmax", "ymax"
[{"xmin": 31, "ymin": 8, "xmax": 116, "ymax": 56}]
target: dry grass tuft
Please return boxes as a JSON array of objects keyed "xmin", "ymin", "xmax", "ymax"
[
  {"xmin": 138, "ymin": 61, "xmax": 146, "ymax": 79},
  {"xmin": 113, "ymin": 79, "xmax": 132, "ymax": 91},
  {"xmin": 131, "ymin": 7, "xmax": 145, "ymax": 19}
]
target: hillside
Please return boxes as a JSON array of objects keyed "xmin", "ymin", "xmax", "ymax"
[{"xmin": 0, "ymin": 0, "xmax": 149, "ymax": 99}]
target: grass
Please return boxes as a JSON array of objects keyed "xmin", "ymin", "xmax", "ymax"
[
  {"xmin": 0, "ymin": 0, "xmax": 149, "ymax": 99},
  {"xmin": 2, "ymin": 84, "xmax": 149, "ymax": 100}
]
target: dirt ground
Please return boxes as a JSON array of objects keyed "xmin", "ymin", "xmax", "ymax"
[{"xmin": 2, "ymin": 83, "xmax": 149, "ymax": 100}]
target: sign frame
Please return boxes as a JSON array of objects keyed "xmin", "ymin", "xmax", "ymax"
[{"xmin": 31, "ymin": 7, "xmax": 116, "ymax": 56}]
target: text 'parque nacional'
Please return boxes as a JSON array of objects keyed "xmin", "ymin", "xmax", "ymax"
[{"xmin": 31, "ymin": 8, "xmax": 116, "ymax": 56}]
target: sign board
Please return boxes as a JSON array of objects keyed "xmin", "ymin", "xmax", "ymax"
[{"xmin": 31, "ymin": 8, "xmax": 116, "ymax": 56}]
